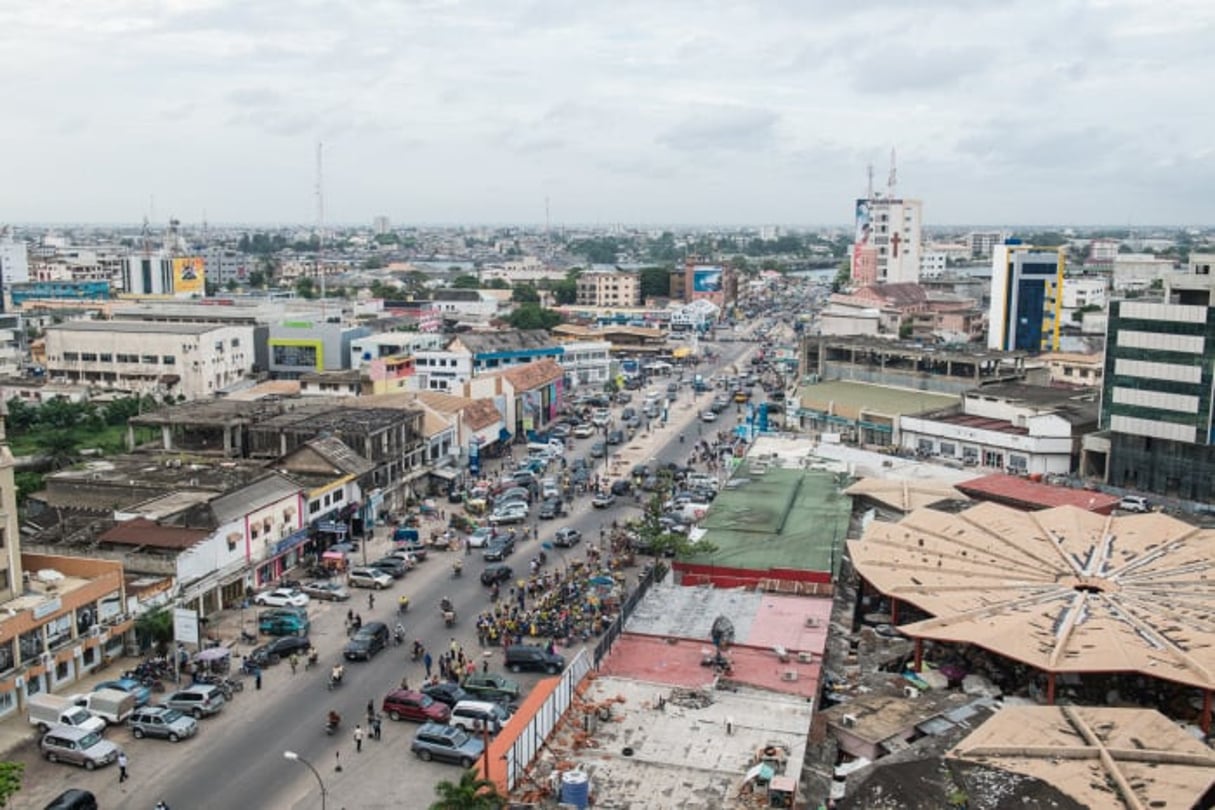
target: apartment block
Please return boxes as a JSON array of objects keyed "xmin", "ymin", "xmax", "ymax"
[
  {"xmin": 576, "ymin": 270, "xmax": 641, "ymax": 307},
  {"xmin": 987, "ymin": 243, "xmax": 1064, "ymax": 352}
]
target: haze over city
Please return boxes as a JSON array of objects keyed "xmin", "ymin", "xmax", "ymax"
[{"xmin": 4, "ymin": 0, "xmax": 1213, "ymax": 226}]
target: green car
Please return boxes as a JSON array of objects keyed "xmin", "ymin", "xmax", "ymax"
[
  {"xmin": 460, "ymin": 672, "xmax": 520, "ymax": 702},
  {"xmin": 258, "ymin": 612, "xmax": 309, "ymax": 637}
]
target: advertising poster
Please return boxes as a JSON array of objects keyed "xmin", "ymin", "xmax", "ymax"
[
  {"xmin": 691, "ymin": 265, "xmax": 723, "ymax": 293},
  {"xmin": 854, "ymin": 199, "xmax": 872, "ymax": 245},
  {"xmin": 172, "ymin": 256, "xmax": 206, "ymax": 296}
]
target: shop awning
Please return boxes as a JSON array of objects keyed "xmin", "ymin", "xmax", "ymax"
[{"xmin": 430, "ymin": 467, "xmax": 460, "ymax": 481}]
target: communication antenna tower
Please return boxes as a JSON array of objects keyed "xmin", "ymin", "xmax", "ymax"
[
  {"xmin": 887, "ymin": 148, "xmax": 898, "ymax": 198},
  {"xmin": 866, "ymin": 164, "xmax": 874, "ymax": 200}
]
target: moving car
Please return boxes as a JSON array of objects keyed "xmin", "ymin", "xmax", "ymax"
[
  {"xmin": 258, "ymin": 612, "xmax": 309, "ymax": 637},
  {"xmin": 537, "ymin": 498, "xmax": 565, "ymax": 520},
  {"xmin": 591, "ymin": 492, "xmax": 616, "ymax": 509},
  {"xmin": 700, "ymin": 410, "xmax": 718, "ymax": 423},
  {"xmin": 43, "ymin": 789, "xmax": 98, "ymax": 810},
  {"xmin": 553, "ymin": 527, "xmax": 582, "ymax": 547},
  {"xmin": 299, "ymin": 580, "xmax": 351, "ymax": 601},
  {"xmin": 504, "ymin": 644, "xmax": 566, "ymax": 674},
  {"xmin": 482, "ymin": 535, "xmax": 516, "ymax": 562},
  {"xmin": 466, "ymin": 527, "xmax": 494, "ymax": 548},
  {"xmin": 572, "ymin": 423, "xmax": 596, "ymax": 438},
  {"xmin": 591, "ymin": 408, "xmax": 612, "ymax": 426},
  {"xmin": 253, "ymin": 588, "xmax": 310, "ymax": 608},
  {"xmin": 481, "ymin": 564, "xmax": 514, "ymax": 586},
  {"xmin": 488, "ymin": 503, "xmax": 529, "ymax": 525},
  {"xmin": 347, "ymin": 567, "xmax": 393, "ymax": 590},
  {"xmin": 610, "ymin": 479, "xmax": 632, "ymax": 496},
  {"xmin": 249, "ymin": 635, "xmax": 312, "ymax": 667},
  {"xmin": 461, "ymin": 672, "xmax": 520, "ymax": 702},
  {"xmin": 369, "ymin": 557, "xmax": 409, "ymax": 579},
  {"xmin": 589, "ymin": 441, "xmax": 606, "ymax": 459},
  {"xmin": 382, "ymin": 689, "xmax": 451, "ymax": 723},
  {"xmin": 344, "ymin": 622, "xmax": 390, "ymax": 661},
  {"xmin": 410, "ymin": 722, "xmax": 484, "ymax": 767},
  {"xmin": 128, "ymin": 706, "xmax": 198, "ymax": 742},
  {"xmin": 606, "ymin": 429, "xmax": 625, "ymax": 445}
]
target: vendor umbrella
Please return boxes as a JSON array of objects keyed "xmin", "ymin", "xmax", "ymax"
[
  {"xmin": 589, "ymin": 576, "xmax": 615, "ymax": 586},
  {"xmin": 195, "ymin": 646, "xmax": 231, "ymax": 662}
]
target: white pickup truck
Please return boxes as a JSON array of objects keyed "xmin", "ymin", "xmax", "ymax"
[{"xmin": 27, "ymin": 693, "xmax": 107, "ymax": 734}]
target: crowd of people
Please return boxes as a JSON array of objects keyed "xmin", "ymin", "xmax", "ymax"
[{"xmin": 473, "ymin": 558, "xmax": 622, "ymax": 647}]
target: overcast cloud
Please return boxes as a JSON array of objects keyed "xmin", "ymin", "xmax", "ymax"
[{"xmin": 1, "ymin": 0, "xmax": 1212, "ymax": 226}]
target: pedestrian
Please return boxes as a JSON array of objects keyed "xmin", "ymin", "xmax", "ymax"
[
  {"xmin": 482, "ymin": 658, "xmax": 489, "ymax": 674},
  {"xmin": 353, "ymin": 725, "xmax": 364, "ymax": 753},
  {"xmin": 372, "ymin": 714, "xmax": 382, "ymax": 741},
  {"xmin": 423, "ymin": 650, "xmax": 433, "ymax": 678},
  {"xmin": 400, "ymin": 675, "xmax": 410, "ymax": 690},
  {"xmin": 450, "ymin": 637, "xmax": 459, "ymax": 656},
  {"xmin": 117, "ymin": 751, "xmax": 129, "ymax": 783},
  {"xmin": 368, "ymin": 592, "xmax": 375, "ymax": 609},
  {"xmin": 366, "ymin": 700, "xmax": 375, "ymax": 723},
  {"xmin": 289, "ymin": 653, "xmax": 299, "ymax": 674},
  {"xmin": 254, "ymin": 666, "xmax": 263, "ymax": 690}
]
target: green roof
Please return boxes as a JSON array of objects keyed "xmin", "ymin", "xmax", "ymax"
[
  {"xmin": 799, "ymin": 380, "xmax": 959, "ymax": 420},
  {"xmin": 684, "ymin": 466, "xmax": 851, "ymax": 575}
]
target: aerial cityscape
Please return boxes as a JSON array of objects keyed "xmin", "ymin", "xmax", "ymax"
[{"xmin": 2, "ymin": 3, "xmax": 1215, "ymax": 810}]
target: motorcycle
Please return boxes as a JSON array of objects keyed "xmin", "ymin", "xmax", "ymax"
[
  {"xmin": 305, "ymin": 648, "xmax": 319, "ymax": 670},
  {"xmin": 452, "ymin": 561, "xmax": 463, "ymax": 579},
  {"xmin": 325, "ymin": 714, "xmax": 341, "ymax": 735},
  {"xmin": 240, "ymin": 629, "xmax": 257, "ymax": 644},
  {"xmin": 411, "ymin": 642, "xmax": 424, "ymax": 662},
  {"xmin": 393, "ymin": 627, "xmax": 405, "ymax": 646},
  {"xmin": 397, "ymin": 595, "xmax": 410, "ymax": 615},
  {"xmin": 328, "ymin": 669, "xmax": 344, "ymax": 691}
]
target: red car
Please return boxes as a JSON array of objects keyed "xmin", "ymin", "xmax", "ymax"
[{"xmin": 382, "ymin": 690, "xmax": 451, "ymax": 723}]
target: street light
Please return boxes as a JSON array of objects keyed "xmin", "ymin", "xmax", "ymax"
[{"xmin": 283, "ymin": 750, "xmax": 327, "ymax": 810}]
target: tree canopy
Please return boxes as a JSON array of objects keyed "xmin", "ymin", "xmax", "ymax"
[
  {"xmin": 510, "ymin": 284, "xmax": 540, "ymax": 304},
  {"xmin": 638, "ymin": 266, "xmax": 672, "ymax": 299},
  {"xmin": 430, "ymin": 769, "xmax": 505, "ymax": 810},
  {"xmin": 507, "ymin": 303, "xmax": 561, "ymax": 330},
  {"xmin": 451, "ymin": 274, "xmax": 481, "ymax": 289}
]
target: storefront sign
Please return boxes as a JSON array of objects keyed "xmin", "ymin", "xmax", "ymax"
[
  {"xmin": 273, "ymin": 527, "xmax": 311, "ymax": 556},
  {"xmin": 33, "ymin": 597, "xmax": 62, "ymax": 620},
  {"xmin": 173, "ymin": 607, "xmax": 199, "ymax": 645},
  {"xmin": 469, "ymin": 439, "xmax": 481, "ymax": 476},
  {"xmin": 317, "ymin": 521, "xmax": 347, "ymax": 535}
]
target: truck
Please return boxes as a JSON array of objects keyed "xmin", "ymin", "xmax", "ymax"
[
  {"xmin": 71, "ymin": 688, "xmax": 136, "ymax": 725},
  {"xmin": 27, "ymin": 693, "xmax": 107, "ymax": 735}
]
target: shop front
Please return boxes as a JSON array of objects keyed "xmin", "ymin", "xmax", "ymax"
[{"xmin": 253, "ymin": 527, "xmax": 314, "ymax": 588}]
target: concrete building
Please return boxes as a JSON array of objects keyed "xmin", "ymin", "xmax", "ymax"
[
  {"xmin": 1038, "ymin": 352, "xmax": 1104, "ymax": 387},
  {"xmin": 966, "ymin": 230, "xmax": 1007, "ymax": 259},
  {"xmin": 44, "ymin": 321, "xmax": 256, "ymax": 400},
  {"xmin": 682, "ymin": 258, "xmax": 736, "ymax": 308},
  {"xmin": 202, "ymin": 248, "xmax": 254, "ymax": 287},
  {"xmin": 1060, "ymin": 276, "xmax": 1107, "ymax": 322},
  {"xmin": 267, "ymin": 320, "xmax": 372, "ymax": 378},
  {"xmin": 413, "ymin": 330, "xmax": 562, "ymax": 393},
  {"xmin": 0, "ymin": 236, "xmax": 30, "ymax": 312},
  {"xmin": 554, "ymin": 340, "xmax": 611, "ymax": 388},
  {"xmin": 575, "ymin": 269, "xmax": 641, "ymax": 307},
  {"xmin": 1097, "ymin": 267, "xmax": 1215, "ymax": 498},
  {"xmin": 119, "ymin": 253, "xmax": 207, "ymax": 298},
  {"xmin": 0, "ymin": 314, "xmax": 24, "ymax": 377},
  {"xmin": 0, "ymin": 415, "xmax": 22, "ymax": 604},
  {"xmin": 898, "ymin": 382, "xmax": 1098, "ymax": 475},
  {"xmin": 918, "ymin": 250, "xmax": 948, "ymax": 278},
  {"xmin": 851, "ymin": 197, "xmax": 924, "ymax": 285},
  {"xmin": 1111, "ymin": 253, "xmax": 1177, "ymax": 292},
  {"xmin": 987, "ymin": 243, "xmax": 1065, "ymax": 352},
  {"xmin": 1089, "ymin": 238, "xmax": 1121, "ymax": 262}
]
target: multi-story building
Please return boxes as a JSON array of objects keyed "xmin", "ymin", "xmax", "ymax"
[
  {"xmin": 44, "ymin": 321, "xmax": 256, "ymax": 399},
  {"xmin": 1111, "ymin": 253, "xmax": 1178, "ymax": 292},
  {"xmin": 555, "ymin": 340, "xmax": 612, "ymax": 388},
  {"xmin": 918, "ymin": 251, "xmax": 949, "ymax": 278},
  {"xmin": 987, "ymin": 243, "xmax": 1065, "ymax": 352},
  {"xmin": 1098, "ymin": 268, "xmax": 1215, "ymax": 498},
  {"xmin": 0, "ymin": 315, "xmax": 23, "ymax": 377},
  {"xmin": 576, "ymin": 270, "xmax": 641, "ymax": 307},
  {"xmin": 1039, "ymin": 352, "xmax": 1105, "ymax": 388},
  {"xmin": 1089, "ymin": 238, "xmax": 1121, "ymax": 262},
  {"xmin": 682, "ymin": 259, "xmax": 736, "ymax": 307},
  {"xmin": 203, "ymin": 248, "xmax": 254, "ymax": 287},
  {"xmin": 0, "ymin": 236, "xmax": 30, "ymax": 312},
  {"xmin": 412, "ymin": 330, "xmax": 562, "ymax": 393},
  {"xmin": 851, "ymin": 197, "xmax": 923, "ymax": 285},
  {"xmin": 267, "ymin": 321, "xmax": 372, "ymax": 379},
  {"xmin": 1060, "ymin": 276, "xmax": 1107, "ymax": 321},
  {"xmin": 966, "ymin": 230, "xmax": 1007, "ymax": 260},
  {"xmin": 119, "ymin": 253, "xmax": 207, "ymax": 298},
  {"xmin": 0, "ymin": 416, "xmax": 22, "ymax": 603}
]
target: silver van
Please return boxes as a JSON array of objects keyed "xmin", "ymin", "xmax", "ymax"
[
  {"xmin": 449, "ymin": 699, "xmax": 511, "ymax": 735},
  {"xmin": 40, "ymin": 726, "xmax": 119, "ymax": 770}
]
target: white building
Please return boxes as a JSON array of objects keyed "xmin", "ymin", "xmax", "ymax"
[
  {"xmin": 966, "ymin": 231, "xmax": 1007, "ymax": 259},
  {"xmin": 44, "ymin": 321, "xmax": 256, "ymax": 400},
  {"xmin": 120, "ymin": 253, "xmax": 207, "ymax": 298},
  {"xmin": 919, "ymin": 251, "xmax": 949, "ymax": 278},
  {"xmin": 556, "ymin": 340, "xmax": 612, "ymax": 388},
  {"xmin": 412, "ymin": 350, "xmax": 474, "ymax": 392},
  {"xmin": 1111, "ymin": 253, "xmax": 1177, "ymax": 292},
  {"xmin": 0, "ymin": 237, "xmax": 30, "ymax": 288},
  {"xmin": 576, "ymin": 270, "xmax": 641, "ymax": 307},
  {"xmin": 1060, "ymin": 276, "xmax": 1107, "ymax": 322},
  {"xmin": 851, "ymin": 197, "xmax": 923, "ymax": 285},
  {"xmin": 899, "ymin": 383, "xmax": 1098, "ymax": 475},
  {"xmin": 350, "ymin": 332, "xmax": 445, "ymax": 369}
]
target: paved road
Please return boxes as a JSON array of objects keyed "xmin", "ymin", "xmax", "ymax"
[{"xmin": 20, "ymin": 337, "xmax": 757, "ymax": 810}]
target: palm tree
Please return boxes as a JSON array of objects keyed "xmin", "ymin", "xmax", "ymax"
[
  {"xmin": 430, "ymin": 769, "xmax": 505, "ymax": 810},
  {"xmin": 33, "ymin": 430, "xmax": 81, "ymax": 470}
]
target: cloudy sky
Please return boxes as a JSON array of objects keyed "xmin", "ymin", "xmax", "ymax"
[{"xmin": 2, "ymin": 0, "xmax": 1212, "ymax": 226}]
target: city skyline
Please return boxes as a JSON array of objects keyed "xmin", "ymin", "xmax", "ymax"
[{"xmin": 2, "ymin": 1, "xmax": 1213, "ymax": 226}]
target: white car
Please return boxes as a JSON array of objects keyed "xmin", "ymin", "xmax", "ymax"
[
  {"xmin": 700, "ymin": 410, "xmax": 718, "ymax": 423},
  {"xmin": 467, "ymin": 527, "xmax": 494, "ymax": 548},
  {"xmin": 488, "ymin": 503, "xmax": 529, "ymax": 525},
  {"xmin": 591, "ymin": 409, "xmax": 612, "ymax": 427},
  {"xmin": 572, "ymin": 423, "xmax": 596, "ymax": 439},
  {"xmin": 347, "ymin": 567, "xmax": 393, "ymax": 590},
  {"xmin": 253, "ymin": 588, "xmax": 310, "ymax": 608}
]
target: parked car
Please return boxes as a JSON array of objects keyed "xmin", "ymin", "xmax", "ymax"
[
  {"xmin": 591, "ymin": 492, "xmax": 616, "ymax": 509},
  {"xmin": 1119, "ymin": 495, "xmax": 1150, "ymax": 513},
  {"xmin": 606, "ymin": 429, "xmax": 625, "ymax": 445},
  {"xmin": 161, "ymin": 684, "xmax": 226, "ymax": 719},
  {"xmin": 421, "ymin": 682, "xmax": 471, "ymax": 708},
  {"xmin": 504, "ymin": 644, "xmax": 566, "ymax": 674},
  {"xmin": 410, "ymin": 722, "xmax": 484, "ymax": 767},
  {"xmin": 94, "ymin": 677, "xmax": 151, "ymax": 708},
  {"xmin": 344, "ymin": 622, "xmax": 390, "ymax": 661},
  {"xmin": 482, "ymin": 535, "xmax": 516, "ymax": 562},
  {"xmin": 128, "ymin": 706, "xmax": 198, "ymax": 742},
  {"xmin": 589, "ymin": 441, "xmax": 606, "ymax": 458},
  {"xmin": 253, "ymin": 588, "xmax": 310, "ymax": 608},
  {"xmin": 572, "ymin": 422, "xmax": 596, "ymax": 438},
  {"xmin": 553, "ymin": 527, "xmax": 582, "ymax": 547},
  {"xmin": 467, "ymin": 527, "xmax": 494, "ymax": 548},
  {"xmin": 537, "ymin": 498, "xmax": 565, "ymax": 520},
  {"xmin": 460, "ymin": 672, "xmax": 520, "ymax": 702},
  {"xmin": 481, "ymin": 564, "xmax": 514, "ymax": 586},
  {"xmin": 497, "ymin": 486, "xmax": 532, "ymax": 505},
  {"xmin": 249, "ymin": 635, "xmax": 312, "ymax": 667},
  {"xmin": 40, "ymin": 727, "xmax": 118, "ymax": 771},
  {"xmin": 610, "ymin": 479, "xmax": 632, "ymax": 496},
  {"xmin": 488, "ymin": 503, "xmax": 529, "ymax": 525},
  {"xmin": 258, "ymin": 612, "xmax": 309, "ymax": 637},
  {"xmin": 449, "ymin": 699, "xmax": 511, "ymax": 735},
  {"xmin": 548, "ymin": 423, "xmax": 571, "ymax": 439},
  {"xmin": 347, "ymin": 567, "xmax": 393, "ymax": 590},
  {"xmin": 382, "ymin": 689, "xmax": 451, "ymax": 723},
  {"xmin": 369, "ymin": 557, "xmax": 409, "ymax": 578},
  {"xmin": 43, "ymin": 789, "xmax": 98, "ymax": 810},
  {"xmin": 591, "ymin": 408, "xmax": 612, "ymax": 426},
  {"xmin": 700, "ymin": 410, "xmax": 718, "ymax": 423},
  {"xmin": 299, "ymin": 581, "xmax": 350, "ymax": 602}
]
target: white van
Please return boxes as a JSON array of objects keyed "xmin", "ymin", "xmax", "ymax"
[
  {"xmin": 450, "ymin": 700, "xmax": 512, "ymax": 735},
  {"xmin": 28, "ymin": 694, "xmax": 107, "ymax": 735},
  {"xmin": 527, "ymin": 442, "xmax": 562, "ymax": 460}
]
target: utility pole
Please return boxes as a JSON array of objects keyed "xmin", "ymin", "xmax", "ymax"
[{"xmin": 316, "ymin": 141, "xmax": 326, "ymax": 310}]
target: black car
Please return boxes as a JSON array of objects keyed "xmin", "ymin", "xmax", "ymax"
[
  {"xmin": 344, "ymin": 622, "xmax": 389, "ymax": 661},
  {"xmin": 504, "ymin": 644, "xmax": 566, "ymax": 675},
  {"xmin": 606, "ymin": 429, "xmax": 625, "ymax": 445},
  {"xmin": 482, "ymin": 535, "xmax": 515, "ymax": 561},
  {"xmin": 537, "ymin": 499, "xmax": 565, "ymax": 520},
  {"xmin": 44, "ymin": 790, "xmax": 97, "ymax": 810},
  {"xmin": 249, "ymin": 635, "xmax": 312, "ymax": 667},
  {"xmin": 481, "ymin": 564, "xmax": 514, "ymax": 586},
  {"xmin": 369, "ymin": 557, "xmax": 408, "ymax": 578},
  {"xmin": 610, "ymin": 479, "xmax": 632, "ymax": 496},
  {"xmin": 421, "ymin": 682, "xmax": 471, "ymax": 708}
]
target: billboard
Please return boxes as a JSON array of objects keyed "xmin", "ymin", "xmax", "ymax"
[
  {"xmin": 172, "ymin": 257, "xmax": 205, "ymax": 296},
  {"xmin": 854, "ymin": 198, "xmax": 872, "ymax": 245},
  {"xmin": 691, "ymin": 265, "xmax": 723, "ymax": 293}
]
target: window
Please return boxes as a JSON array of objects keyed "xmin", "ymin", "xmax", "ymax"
[
  {"xmin": 231, "ymin": 338, "xmax": 240, "ymax": 347},
  {"xmin": 162, "ymin": 356, "xmax": 175, "ymax": 365},
  {"xmin": 141, "ymin": 355, "xmax": 158, "ymax": 364},
  {"xmin": 1008, "ymin": 454, "xmax": 1028, "ymax": 471},
  {"xmin": 62, "ymin": 352, "xmax": 79, "ymax": 362},
  {"xmin": 80, "ymin": 352, "xmax": 97, "ymax": 362},
  {"xmin": 939, "ymin": 442, "xmax": 956, "ymax": 457},
  {"xmin": 983, "ymin": 450, "xmax": 1004, "ymax": 468},
  {"xmin": 309, "ymin": 500, "xmax": 321, "ymax": 515},
  {"xmin": 917, "ymin": 438, "xmax": 934, "ymax": 453},
  {"xmin": 99, "ymin": 353, "xmax": 112, "ymax": 362}
]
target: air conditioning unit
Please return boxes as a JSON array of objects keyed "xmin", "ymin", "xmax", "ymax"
[
  {"xmin": 797, "ymin": 651, "xmax": 814, "ymax": 664},
  {"xmin": 804, "ymin": 617, "xmax": 820, "ymax": 628},
  {"xmin": 842, "ymin": 714, "xmax": 858, "ymax": 728},
  {"xmin": 781, "ymin": 670, "xmax": 798, "ymax": 682},
  {"xmin": 88, "ymin": 625, "xmax": 103, "ymax": 638},
  {"xmin": 40, "ymin": 652, "xmax": 53, "ymax": 666},
  {"xmin": 904, "ymin": 686, "xmax": 920, "ymax": 699}
]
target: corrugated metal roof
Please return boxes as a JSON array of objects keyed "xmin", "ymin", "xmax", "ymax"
[{"xmin": 956, "ymin": 473, "xmax": 1119, "ymax": 512}]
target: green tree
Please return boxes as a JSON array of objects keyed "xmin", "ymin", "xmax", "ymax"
[
  {"xmin": 401, "ymin": 271, "xmax": 430, "ymax": 291},
  {"xmin": 507, "ymin": 303, "xmax": 561, "ymax": 330},
  {"xmin": 635, "ymin": 490, "xmax": 717, "ymax": 560},
  {"xmin": 0, "ymin": 761, "xmax": 24, "ymax": 808},
  {"xmin": 430, "ymin": 769, "xmax": 505, "ymax": 810},
  {"xmin": 295, "ymin": 278, "xmax": 317, "ymax": 299},
  {"xmin": 831, "ymin": 261, "xmax": 851, "ymax": 293},
  {"xmin": 485, "ymin": 278, "xmax": 510, "ymax": 290},
  {"xmin": 14, "ymin": 472, "xmax": 42, "ymax": 508},
  {"xmin": 639, "ymin": 266, "xmax": 672, "ymax": 299},
  {"xmin": 247, "ymin": 270, "xmax": 267, "ymax": 289},
  {"xmin": 362, "ymin": 255, "xmax": 386, "ymax": 270},
  {"xmin": 511, "ymin": 284, "xmax": 540, "ymax": 304},
  {"xmin": 451, "ymin": 274, "xmax": 481, "ymax": 289},
  {"xmin": 34, "ymin": 430, "xmax": 82, "ymax": 470},
  {"xmin": 225, "ymin": 279, "xmax": 239, "ymax": 292},
  {"xmin": 898, "ymin": 320, "xmax": 914, "ymax": 339},
  {"xmin": 135, "ymin": 607, "xmax": 174, "ymax": 653},
  {"xmin": 3, "ymin": 398, "xmax": 35, "ymax": 432}
]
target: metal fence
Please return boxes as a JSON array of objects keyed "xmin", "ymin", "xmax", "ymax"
[{"xmin": 503, "ymin": 563, "xmax": 660, "ymax": 790}]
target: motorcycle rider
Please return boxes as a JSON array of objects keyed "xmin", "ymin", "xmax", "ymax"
[
  {"xmin": 330, "ymin": 663, "xmax": 344, "ymax": 686},
  {"xmin": 327, "ymin": 709, "xmax": 341, "ymax": 730},
  {"xmin": 394, "ymin": 623, "xmax": 405, "ymax": 645}
]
